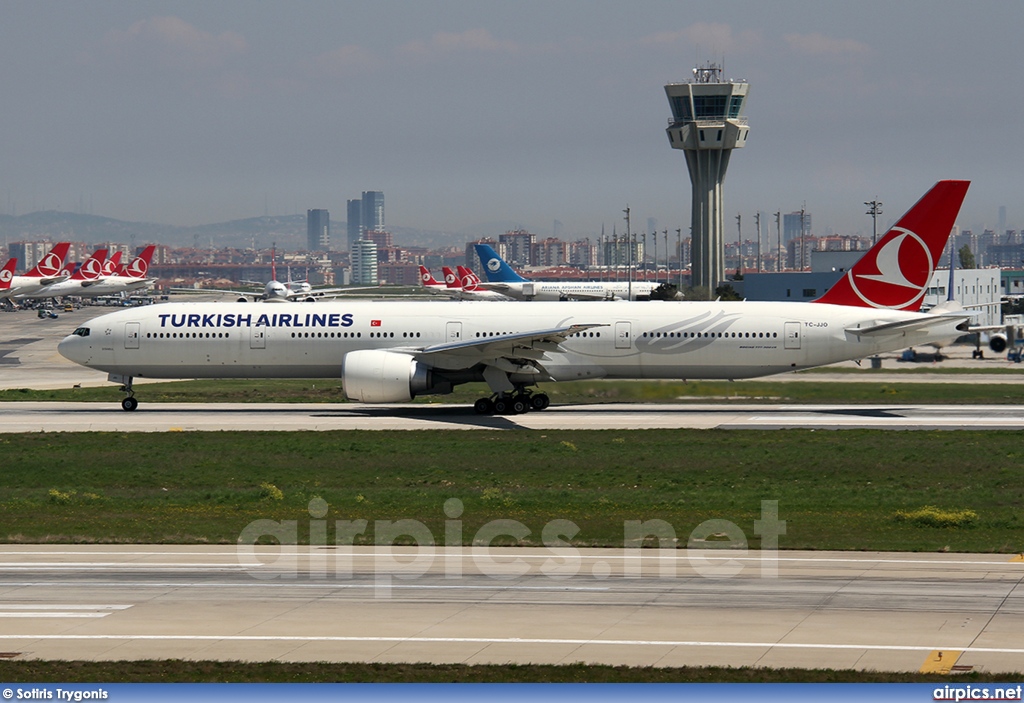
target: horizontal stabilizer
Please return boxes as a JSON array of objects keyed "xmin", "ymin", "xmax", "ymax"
[{"xmin": 846, "ymin": 314, "xmax": 970, "ymax": 338}]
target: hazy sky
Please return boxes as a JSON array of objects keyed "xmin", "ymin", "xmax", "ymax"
[{"xmin": 3, "ymin": 0, "xmax": 1022, "ymax": 239}]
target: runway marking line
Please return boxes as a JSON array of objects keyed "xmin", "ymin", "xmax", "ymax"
[
  {"xmin": 920, "ymin": 650, "xmax": 962, "ymax": 674},
  {"xmin": 0, "ymin": 635, "xmax": 1019, "ymax": 655},
  {"xmin": 1010, "ymin": 554, "xmax": 1024, "ymax": 562}
]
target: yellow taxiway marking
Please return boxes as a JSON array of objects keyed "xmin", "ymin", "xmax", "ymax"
[
  {"xmin": 1010, "ymin": 554, "xmax": 1024, "ymax": 562},
  {"xmin": 920, "ymin": 650, "xmax": 962, "ymax": 674}
]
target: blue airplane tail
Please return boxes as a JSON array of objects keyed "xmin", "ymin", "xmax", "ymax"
[{"xmin": 473, "ymin": 243, "xmax": 529, "ymax": 283}]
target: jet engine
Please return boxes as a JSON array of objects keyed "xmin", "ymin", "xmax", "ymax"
[
  {"xmin": 341, "ymin": 350, "xmax": 436, "ymax": 403},
  {"xmin": 989, "ymin": 332, "xmax": 1008, "ymax": 353}
]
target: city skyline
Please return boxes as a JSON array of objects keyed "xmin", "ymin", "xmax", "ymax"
[{"xmin": 2, "ymin": 1, "xmax": 1023, "ymax": 238}]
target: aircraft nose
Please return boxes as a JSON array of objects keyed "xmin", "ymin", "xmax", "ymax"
[{"xmin": 58, "ymin": 333, "xmax": 88, "ymax": 365}]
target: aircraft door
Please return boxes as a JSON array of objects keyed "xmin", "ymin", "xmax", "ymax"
[
  {"xmin": 784, "ymin": 321, "xmax": 801, "ymax": 350},
  {"xmin": 446, "ymin": 322, "xmax": 462, "ymax": 343},
  {"xmin": 615, "ymin": 321, "xmax": 632, "ymax": 349},
  {"xmin": 250, "ymin": 325, "xmax": 266, "ymax": 350},
  {"xmin": 124, "ymin": 322, "xmax": 140, "ymax": 349}
]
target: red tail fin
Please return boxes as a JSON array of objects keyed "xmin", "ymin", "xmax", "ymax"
[
  {"xmin": 71, "ymin": 249, "xmax": 108, "ymax": 281},
  {"xmin": 419, "ymin": 265, "xmax": 441, "ymax": 287},
  {"xmin": 25, "ymin": 242, "xmax": 70, "ymax": 278},
  {"xmin": 812, "ymin": 180, "xmax": 969, "ymax": 310},
  {"xmin": 441, "ymin": 266, "xmax": 461, "ymax": 290},
  {"xmin": 0, "ymin": 258, "xmax": 16, "ymax": 290},
  {"xmin": 457, "ymin": 265, "xmax": 480, "ymax": 291},
  {"xmin": 124, "ymin": 245, "xmax": 155, "ymax": 279},
  {"xmin": 102, "ymin": 252, "xmax": 122, "ymax": 277}
]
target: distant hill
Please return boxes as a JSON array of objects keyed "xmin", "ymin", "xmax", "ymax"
[{"xmin": 0, "ymin": 211, "xmax": 471, "ymax": 252}]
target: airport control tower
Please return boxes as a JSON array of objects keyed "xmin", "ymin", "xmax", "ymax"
[{"xmin": 664, "ymin": 63, "xmax": 749, "ymax": 294}]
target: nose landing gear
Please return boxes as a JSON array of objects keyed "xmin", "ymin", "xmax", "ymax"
[{"xmin": 118, "ymin": 377, "xmax": 138, "ymax": 411}]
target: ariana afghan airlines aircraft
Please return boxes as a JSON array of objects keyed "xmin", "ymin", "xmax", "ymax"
[
  {"xmin": 60, "ymin": 181, "xmax": 972, "ymax": 414},
  {"xmin": 473, "ymin": 243, "xmax": 660, "ymax": 301}
]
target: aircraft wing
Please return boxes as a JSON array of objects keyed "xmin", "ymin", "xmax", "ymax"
[
  {"xmin": 845, "ymin": 314, "xmax": 971, "ymax": 338},
  {"xmin": 412, "ymin": 323, "xmax": 608, "ymax": 371}
]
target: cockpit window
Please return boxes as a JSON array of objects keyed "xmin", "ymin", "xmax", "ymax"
[{"xmin": 72, "ymin": 327, "xmax": 90, "ymax": 337}]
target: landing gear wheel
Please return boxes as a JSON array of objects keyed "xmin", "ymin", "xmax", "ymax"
[
  {"xmin": 474, "ymin": 398, "xmax": 494, "ymax": 415},
  {"xmin": 510, "ymin": 397, "xmax": 528, "ymax": 414},
  {"xmin": 121, "ymin": 396, "xmax": 138, "ymax": 412},
  {"xmin": 530, "ymin": 393, "xmax": 550, "ymax": 411},
  {"xmin": 493, "ymin": 397, "xmax": 510, "ymax": 415}
]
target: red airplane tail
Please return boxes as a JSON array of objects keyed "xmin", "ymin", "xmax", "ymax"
[
  {"xmin": 0, "ymin": 258, "xmax": 16, "ymax": 290},
  {"xmin": 457, "ymin": 265, "xmax": 480, "ymax": 291},
  {"xmin": 441, "ymin": 266, "xmax": 461, "ymax": 290},
  {"xmin": 25, "ymin": 242, "xmax": 70, "ymax": 279},
  {"xmin": 102, "ymin": 252, "xmax": 122, "ymax": 277},
  {"xmin": 812, "ymin": 180, "xmax": 970, "ymax": 310},
  {"xmin": 123, "ymin": 245, "xmax": 156, "ymax": 279},
  {"xmin": 70, "ymin": 250, "xmax": 108, "ymax": 281},
  {"xmin": 419, "ymin": 266, "xmax": 442, "ymax": 287}
]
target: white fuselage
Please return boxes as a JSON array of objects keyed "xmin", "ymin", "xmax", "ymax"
[
  {"xmin": 58, "ymin": 299, "xmax": 963, "ymax": 386},
  {"xmin": 486, "ymin": 281, "xmax": 660, "ymax": 301},
  {"xmin": 2, "ymin": 274, "xmax": 67, "ymax": 299}
]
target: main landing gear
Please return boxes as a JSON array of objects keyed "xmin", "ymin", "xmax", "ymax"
[
  {"xmin": 119, "ymin": 377, "xmax": 138, "ymax": 412},
  {"xmin": 473, "ymin": 388, "xmax": 550, "ymax": 415}
]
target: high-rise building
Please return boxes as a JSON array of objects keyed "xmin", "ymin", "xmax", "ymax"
[
  {"xmin": 664, "ymin": 63, "xmax": 750, "ymax": 294},
  {"xmin": 351, "ymin": 239, "xmax": 378, "ymax": 285},
  {"xmin": 498, "ymin": 230, "xmax": 536, "ymax": 267},
  {"xmin": 306, "ymin": 209, "xmax": 330, "ymax": 252},
  {"xmin": 346, "ymin": 199, "xmax": 362, "ymax": 252},
  {"xmin": 361, "ymin": 191, "xmax": 384, "ymax": 235}
]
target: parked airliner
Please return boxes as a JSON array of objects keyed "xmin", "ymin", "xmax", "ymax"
[
  {"xmin": 473, "ymin": 243, "xmax": 660, "ymax": 300},
  {"xmin": 1, "ymin": 242, "xmax": 71, "ymax": 299},
  {"xmin": 59, "ymin": 181, "xmax": 972, "ymax": 413}
]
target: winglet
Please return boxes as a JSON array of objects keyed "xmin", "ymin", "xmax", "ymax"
[
  {"xmin": 474, "ymin": 243, "xmax": 530, "ymax": 283},
  {"xmin": 812, "ymin": 180, "xmax": 970, "ymax": 310}
]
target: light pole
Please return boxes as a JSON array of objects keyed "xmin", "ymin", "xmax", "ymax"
[
  {"xmin": 865, "ymin": 199, "xmax": 883, "ymax": 245},
  {"xmin": 676, "ymin": 228, "xmax": 683, "ymax": 290},
  {"xmin": 774, "ymin": 211, "xmax": 781, "ymax": 272},
  {"xmin": 623, "ymin": 206, "xmax": 632, "ymax": 299}
]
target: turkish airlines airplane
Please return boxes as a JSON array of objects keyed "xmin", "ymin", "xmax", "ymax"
[
  {"xmin": 26, "ymin": 249, "xmax": 108, "ymax": 300},
  {"xmin": 473, "ymin": 243, "xmax": 660, "ymax": 300},
  {"xmin": 0, "ymin": 258, "xmax": 17, "ymax": 298},
  {"xmin": 59, "ymin": 181, "xmax": 972, "ymax": 414},
  {"xmin": 0, "ymin": 242, "xmax": 71, "ymax": 299},
  {"xmin": 66, "ymin": 246, "xmax": 158, "ymax": 298},
  {"xmin": 418, "ymin": 266, "xmax": 448, "ymax": 293}
]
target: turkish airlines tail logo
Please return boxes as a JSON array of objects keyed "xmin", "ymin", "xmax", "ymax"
[
  {"xmin": 812, "ymin": 180, "xmax": 970, "ymax": 310},
  {"xmin": 125, "ymin": 245, "xmax": 155, "ymax": 278},
  {"xmin": 0, "ymin": 259, "xmax": 15, "ymax": 289},
  {"xmin": 27, "ymin": 243, "xmax": 70, "ymax": 278}
]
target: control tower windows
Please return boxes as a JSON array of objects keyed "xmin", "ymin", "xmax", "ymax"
[
  {"xmin": 729, "ymin": 96, "xmax": 744, "ymax": 118},
  {"xmin": 693, "ymin": 95, "xmax": 727, "ymax": 119},
  {"xmin": 670, "ymin": 96, "xmax": 692, "ymax": 122}
]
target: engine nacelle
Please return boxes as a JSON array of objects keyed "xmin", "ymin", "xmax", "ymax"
[
  {"xmin": 341, "ymin": 350, "xmax": 434, "ymax": 403},
  {"xmin": 990, "ymin": 333, "xmax": 1008, "ymax": 353}
]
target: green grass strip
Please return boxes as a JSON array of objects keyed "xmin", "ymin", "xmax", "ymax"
[{"xmin": 3, "ymin": 430, "xmax": 1023, "ymax": 552}]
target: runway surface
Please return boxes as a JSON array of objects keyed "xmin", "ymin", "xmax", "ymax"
[
  {"xmin": 5, "ymin": 400, "xmax": 1024, "ymax": 431},
  {"xmin": 0, "ymin": 546, "xmax": 1022, "ymax": 672}
]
